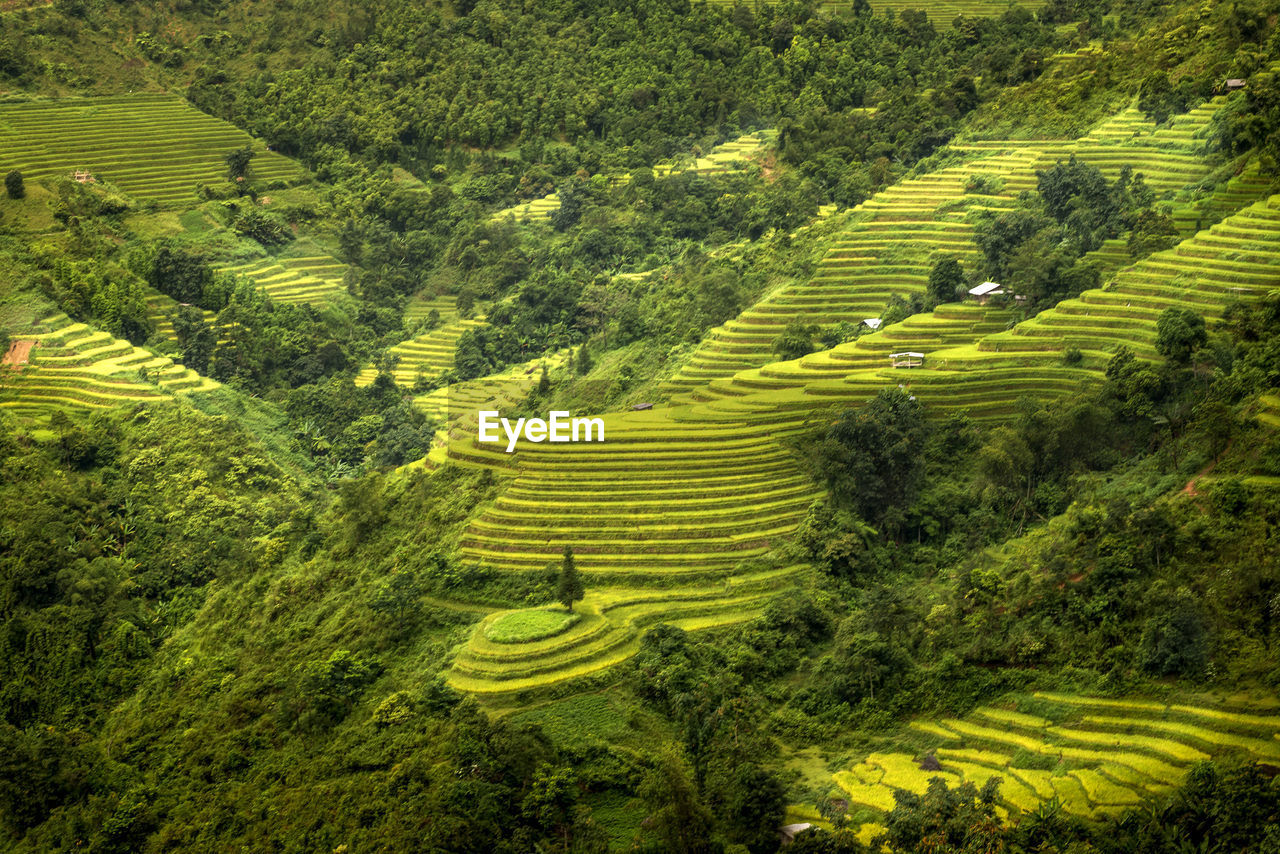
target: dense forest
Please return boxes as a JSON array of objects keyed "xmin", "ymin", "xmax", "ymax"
[{"xmin": 2, "ymin": 0, "xmax": 1280, "ymax": 850}]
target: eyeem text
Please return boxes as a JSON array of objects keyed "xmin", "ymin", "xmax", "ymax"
[{"xmin": 477, "ymin": 410, "xmax": 605, "ymax": 453}]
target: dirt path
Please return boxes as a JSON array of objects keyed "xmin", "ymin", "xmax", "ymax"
[
  {"xmin": 1, "ymin": 339, "xmax": 34, "ymax": 367},
  {"xmin": 1184, "ymin": 453, "xmax": 1224, "ymax": 496}
]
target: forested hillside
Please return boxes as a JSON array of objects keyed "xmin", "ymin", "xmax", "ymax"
[{"xmin": 2, "ymin": 0, "xmax": 1280, "ymax": 851}]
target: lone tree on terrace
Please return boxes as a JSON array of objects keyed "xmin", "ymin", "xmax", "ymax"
[
  {"xmin": 225, "ymin": 145, "xmax": 255, "ymax": 181},
  {"xmin": 5, "ymin": 170, "xmax": 24, "ymax": 199},
  {"xmin": 927, "ymin": 256, "xmax": 965, "ymax": 306},
  {"xmin": 557, "ymin": 545, "xmax": 584, "ymax": 612}
]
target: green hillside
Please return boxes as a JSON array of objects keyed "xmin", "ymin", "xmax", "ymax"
[
  {"xmin": 0, "ymin": 94, "xmax": 304, "ymax": 206},
  {"xmin": 3, "ymin": 0, "xmax": 1280, "ymax": 851}
]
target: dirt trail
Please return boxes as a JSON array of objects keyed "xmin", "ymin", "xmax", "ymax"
[{"xmin": 1184, "ymin": 453, "xmax": 1224, "ymax": 496}]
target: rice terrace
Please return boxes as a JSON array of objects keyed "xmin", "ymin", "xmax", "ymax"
[{"xmin": 1, "ymin": 0, "xmax": 1279, "ymax": 851}]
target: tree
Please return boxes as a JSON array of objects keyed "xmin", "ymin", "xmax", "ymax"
[
  {"xmin": 638, "ymin": 752, "xmax": 715, "ymax": 854},
  {"xmin": 1139, "ymin": 599, "xmax": 1209, "ymax": 676},
  {"xmin": 1128, "ymin": 208, "xmax": 1179, "ymax": 258},
  {"xmin": 172, "ymin": 305, "xmax": 216, "ymax": 373},
  {"xmin": 574, "ymin": 344, "xmax": 593, "ymax": 376},
  {"xmin": 1105, "ymin": 346, "xmax": 1165, "ymax": 420},
  {"xmin": 225, "ymin": 145, "xmax": 255, "ymax": 181},
  {"xmin": 773, "ymin": 318, "xmax": 816, "ymax": 361},
  {"xmin": 1138, "ymin": 71, "xmax": 1177, "ymax": 123},
  {"xmin": 1037, "ymin": 156, "xmax": 1111, "ymax": 225},
  {"xmin": 927, "ymin": 257, "xmax": 965, "ymax": 305},
  {"xmin": 723, "ymin": 763, "xmax": 787, "ymax": 851},
  {"xmin": 550, "ymin": 176, "xmax": 588, "ymax": 231},
  {"xmin": 148, "ymin": 243, "xmax": 214, "ymax": 305},
  {"xmin": 817, "ymin": 388, "xmax": 928, "ymax": 529},
  {"xmin": 877, "ymin": 777, "xmax": 1004, "ymax": 854},
  {"xmin": 1155, "ymin": 306, "xmax": 1207, "ymax": 363},
  {"xmin": 4, "ymin": 169, "xmax": 23, "ymax": 199},
  {"xmin": 521, "ymin": 763, "xmax": 579, "ymax": 848},
  {"xmin": 232, "ymin": 207, "xmax": 293, "ymax": 246},
  {"xmin": 557, "ymin": 545, "xmax": 584, "ymax": 612}
]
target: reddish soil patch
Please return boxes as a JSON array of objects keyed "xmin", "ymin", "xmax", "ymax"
[
  {"xmin": 2, "ymin": 339, "xmax": 34, "ymax": 368},
  {"xmin": 1183, "ymin": 453, "xmax": 1225, "ymax": 496}
]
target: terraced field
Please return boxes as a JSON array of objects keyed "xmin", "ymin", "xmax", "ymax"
[
  {"xmin": 355, "ymin": 301, "xmax": 484, "ymax": 388},
  {"xmin": 661, "ymin": 148, "xmax": 1040, "ymax": 400},
  {"xmin": 668, "ymin": 194, "xmax": 1280, "ymax": 433},
  {"xmin": 218, "ymin": 252, "xmax": 348, "ymax": 305},
  {"xmin": 0, "ymin": 313, "xmax": 217, "ymax": 418},
  {"xmin": 438, "ymin": 102, "xmax": 1276, "ymax": 702},
  {"xmin": 405, "ymin": 293, "xmax": 459, "ymax": 324},
  {"xmin": 865, "ymin": 0, "xmax": 1048, "ymax": 21},
  {"xmin": 652, "ymin": 130, "xmax": 775, "ymax": 177},
  {"xmin": 700, "ymin": 0, "xmax": 1046, "ymax": 19},
  {"xmin": 0, "ymin": 94, "xmax": 304, "ymax": 205},
  {"xmin": 823, "ymin": 693, "xmax": 1280, "ymax": 833},
  {"xmin": 441, "ymin": 400, "xmax": 821, "ymax": 699},
  {"xmin": 414, "ymin": 349, "xmax": 570, "ymax": 470},
  {"xmin": 490, "ymin": 131, "xmax": 771, "ymax": 223},
  {"xmin": 1257, "ymin": 393, "xmax": 1280, "ymax": 429},
  {"xmin": 491, "ymin": 191, "xmax": 562, "ymax": 223},
  {"xmin": 663, "ymin": 100, "xmax": 1229, "ymax": 403},
  {"xmin": 143, "ymin": 289, "xmax": 216, "ymax": 343},
  {"xmin": 449, "ymin": 563, "xmax": 805, "ymax": 697}
]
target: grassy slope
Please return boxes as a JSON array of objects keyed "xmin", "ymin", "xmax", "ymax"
[
  {"xmin": 432, "ymin": 83, "xmax": 1277, "ymax": 701},
  {"xmin": 2, "ymin": 1, "xmax": 1278, "ymax": 848}
]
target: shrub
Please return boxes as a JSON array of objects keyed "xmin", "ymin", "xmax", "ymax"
[
  {"xmin": 4, "ymin": 169, "xmax": 24, "ymax": 199},
  {"xmin": 1139, "ymin": 600, "xmax": 1209, "ymax": 676},
  {"xmin": 928, "ymin": 257, "xmax": 966, "ymax": 305},
  {"xmin": 1155, "ymin": 306, "xmax": 1207, "ymax": 363},
  {"xmin": 225, "ymin": 145, "xmax": 254, "ymax": 181},
  {"xmin": 773, "ymin": 318, "xmax": 817, "ymax": 361},
  {"xmin": 232, "ymin": 207, "xmax": 293, "ymax": 246},
  {"xmin": 965, "ymin": 172, "xmax": 1004, "ymax": 194}
]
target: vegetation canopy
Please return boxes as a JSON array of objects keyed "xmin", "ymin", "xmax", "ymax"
[{"xmin": 2, "ymin": 0, "xmax": 1280, "ymax": 849}]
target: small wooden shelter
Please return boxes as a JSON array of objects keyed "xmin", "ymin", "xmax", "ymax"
[
  {"xmin": 890, "ymin": 352, "xmax": 925, "ymax": 368},
  {"xmin": 968, "ymin": 281, "xmax": 1005, "ymax": 305},
  {"xmin": 779, "ymin": 823, "xmax": 813, "ymax": 846}
]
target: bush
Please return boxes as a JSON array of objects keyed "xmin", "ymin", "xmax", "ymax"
[
  {"xmin": 1155, "ymin": 306, "xmax": 1207, "ymax": 363},
  {"xmin": 773, "ymin": 318, "xmax": 817, "ymax": 361},
  {"xmin": 964, "ymin": 172, "xmax": 1004, "ymax": 194},
  {"xmin": 1139, "ymin": 601, "xmax": 1209, "ymax": 676},
  {"xmin": 5, "ymin": 169, "xmax": 24, "ymax": 199},
  {"xmin": 928, "ymin": 257, "xmax": 966, "ymax": 305},
  {"xmin": 225, "ymin": 145, "xmax": 254, "ymax": 180},
  {"xmin": 232, "ymin": 207, "xmax": 293, "ymax": 246}
]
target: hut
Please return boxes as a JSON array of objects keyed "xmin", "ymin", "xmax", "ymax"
[
  {"xmin": 779, "ymin": 823, "xmax": 813, "ymax": 846},
  {"xmin": 968, "ymin": 281, "xmax": 1005, "ymax": 305},
  {"xmin": 890, "ymin": 352, "xmax": 925, "ymax": 368}
]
